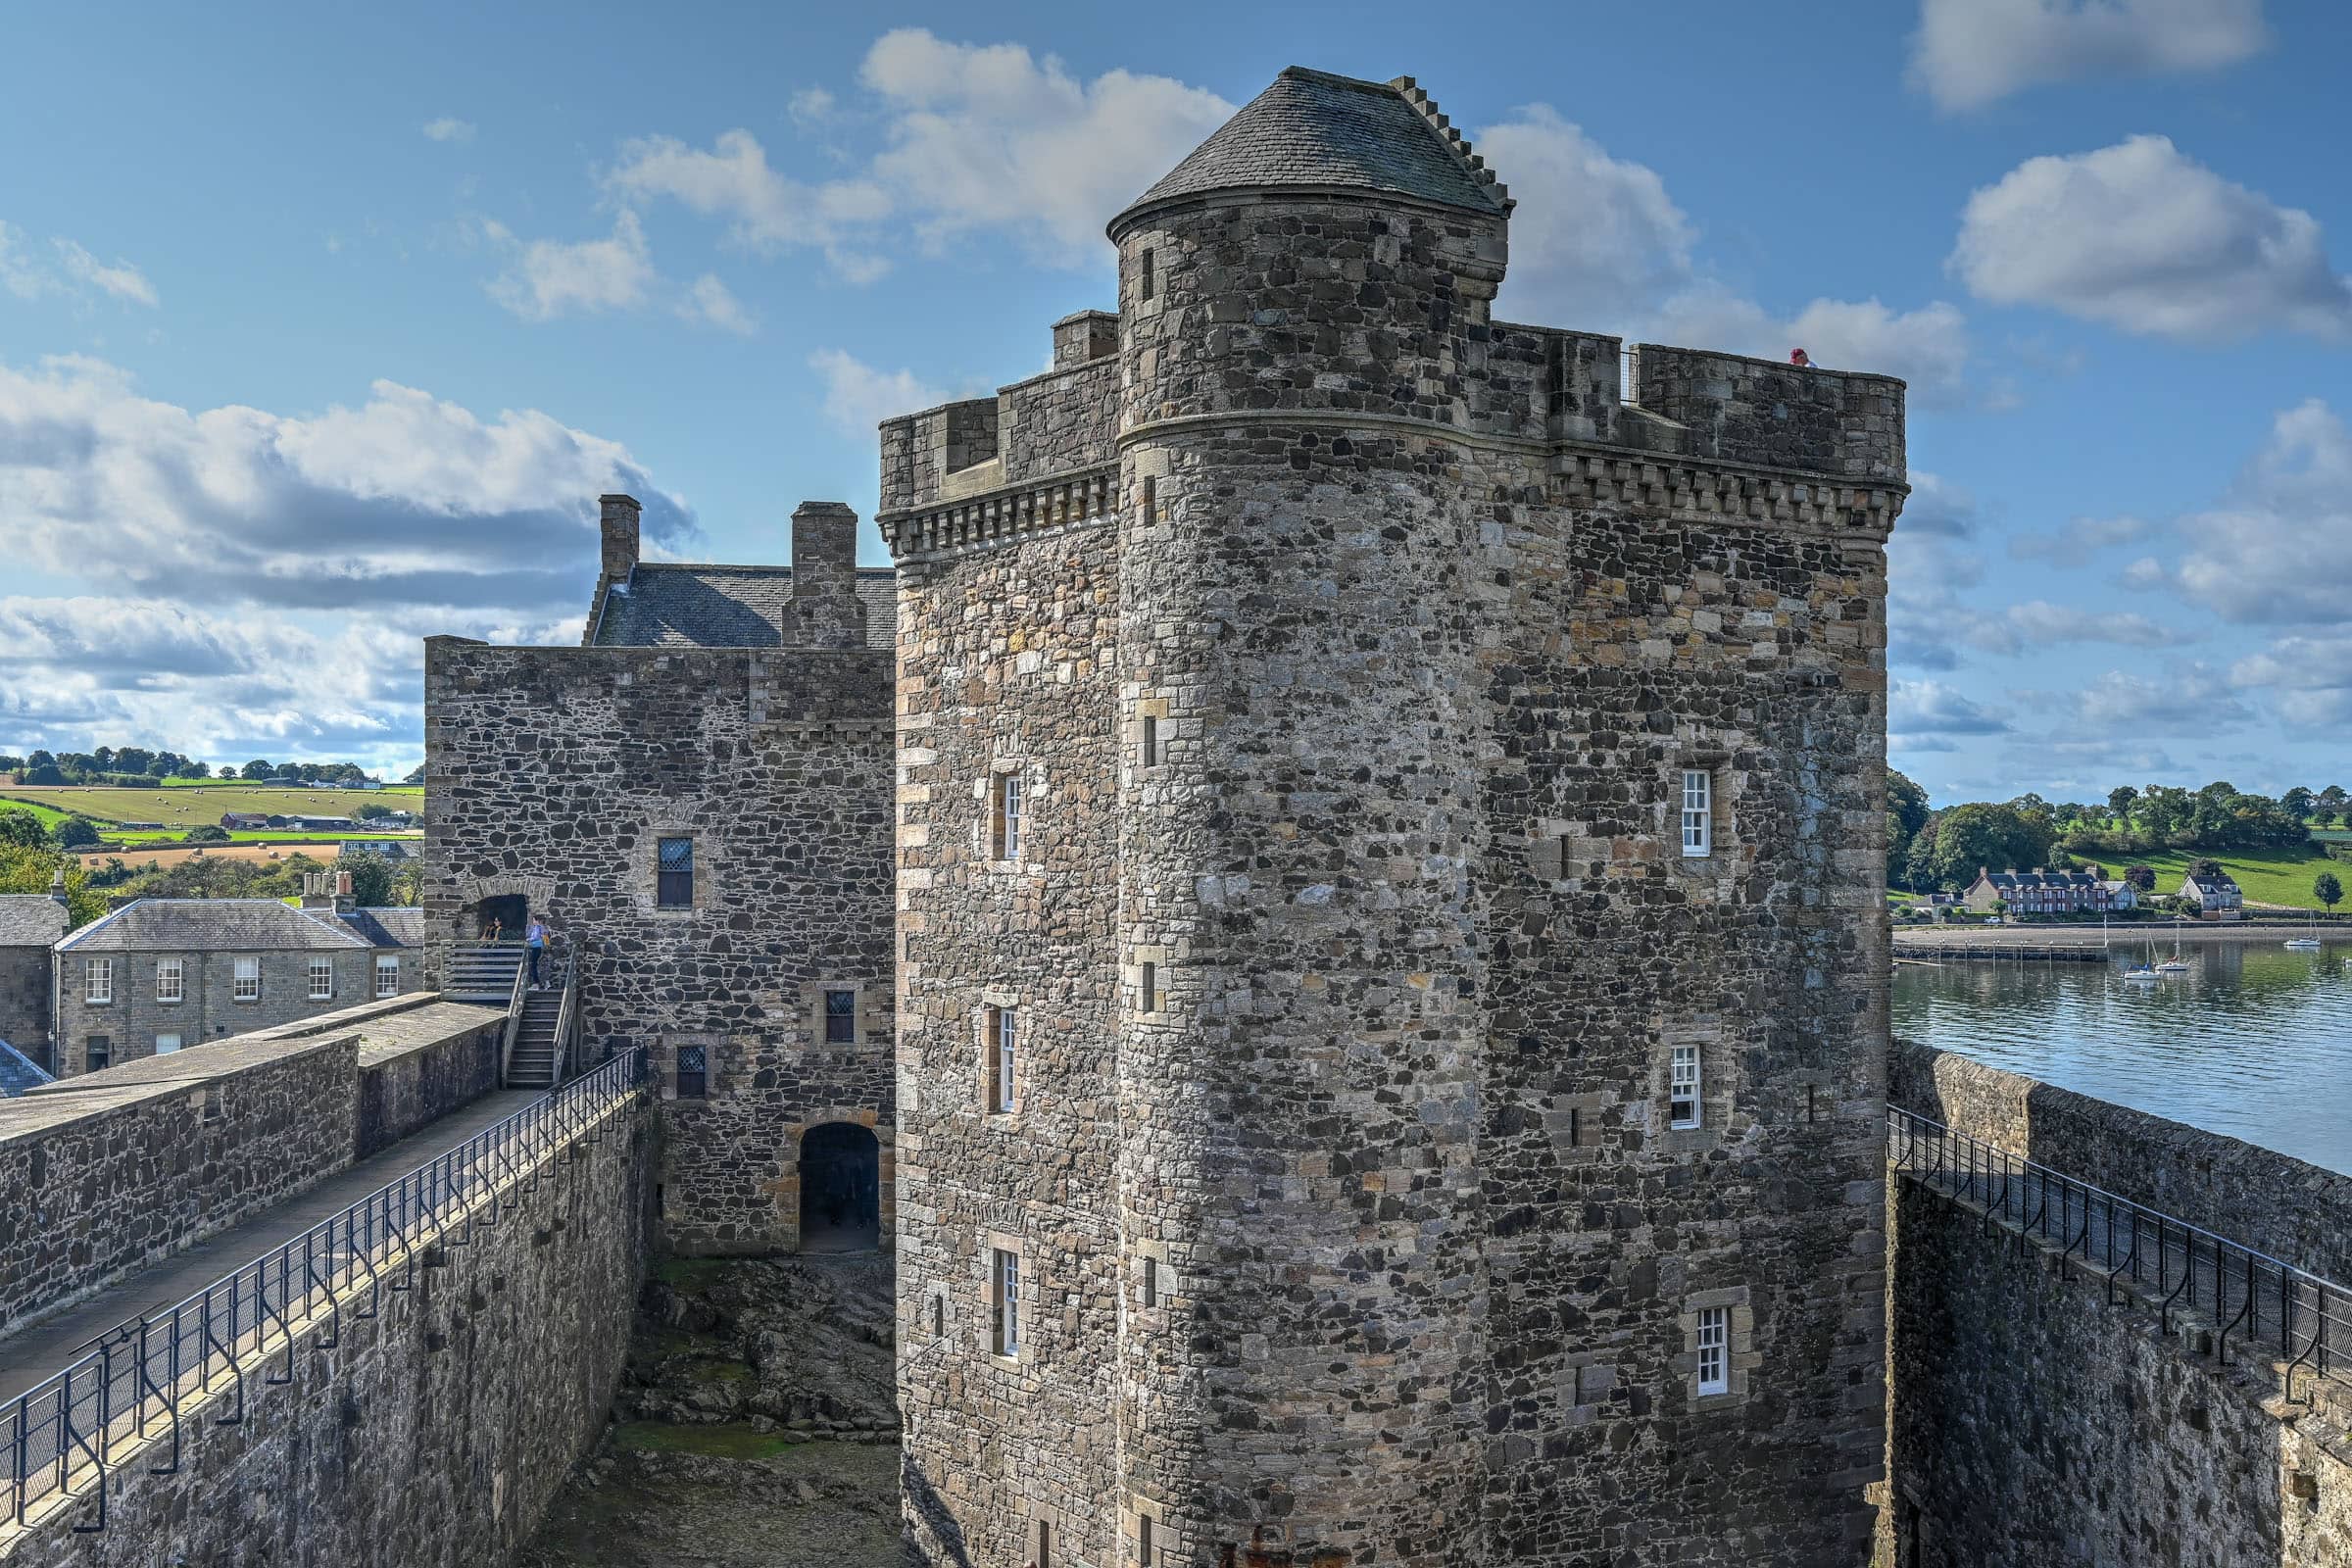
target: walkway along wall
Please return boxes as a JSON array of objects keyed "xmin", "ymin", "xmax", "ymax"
[
  {"xmin": 0, "ymin": 1077, "xmax": 653, "ymax": 1568},
  {"xmin": 1882, "ymin": 1042, "xmax": 2352, "ymax": 1567}
]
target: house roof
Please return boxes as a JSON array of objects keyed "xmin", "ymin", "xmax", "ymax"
[
  {"xmin": 1974, "ymin": 869, "xmax": 2104, "ymax": 891},
  {"xmin": 590, "ymin": 564, "xmax": 897, "ymax": 651},
  {"xmin": 1117, "ymin": 67, "xmax": 1509, "ymax": 227},
  {"xmin": 2183, "ymin": 869, "xmax": 2242, "ymax": 892},
  {"xmin": 0, "ymin": 895, "xmax": 71, "ymax": 948},
  {"xmin": 0, "ymin": 1038, "xmax": 53, "ymax": 1097},
  {"xmin": 55, "ymin": 899, "xmax": 419, "ymax": 954}
]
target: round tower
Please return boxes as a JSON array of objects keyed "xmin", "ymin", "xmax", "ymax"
[{"xmin": 1107, "ymin": 67, "xmax": 1510, "ymax": 1567}]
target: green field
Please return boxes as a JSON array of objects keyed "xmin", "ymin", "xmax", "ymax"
[
  {"xmin": 101, "ymin": 828, "xmax": 417, "ymax": 847},
  {"xmin": 158, "ymin": 776, "xmax": 421, "ymax": 793},
  {"xmin": 0, "ymin": 782, "xmax": 418, "ymax": 830},
  {"xmin": 0, "ymin": 797, "xmax": 74, "ymax": 829},
  {"xmin": 2127, "ymin": 846, "xmax": 2345, "ymax": 910}
]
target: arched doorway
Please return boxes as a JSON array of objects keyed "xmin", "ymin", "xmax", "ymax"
[
  {"xmin": 464, "ymin": 893, "xmax": 529, "ymax": 942},
  {"xmin": 799, "ymin": 1122, "xmax": 880, "ymax": 1252}
]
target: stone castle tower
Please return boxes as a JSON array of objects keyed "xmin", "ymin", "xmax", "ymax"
[{"xmin": 883, "ymin": 67, "xmax": 1905, "ymax": 1566}]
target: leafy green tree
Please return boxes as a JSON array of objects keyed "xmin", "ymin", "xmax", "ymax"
[
  {"xmin": 0, "ymin": 843, "xmax": 104, "ymax": 925},
  {"xmin": 181, "ymin": 824, "xmax": 230, "ymax": 844},
  {"xmin": 2186, "ymin": 857, "xmax": 2226, "ymax": 885},
  {"xmin": 337, "ymin": 854, "xmax": 395, "ymax": 907},
  {"xmin": 1927, "ymin": 803, "xmax": 2055, "ymax": 890},
  {"xmin": 241, "ymin": 759, "xmax": 273, "ymax": 780},
  {"xmin": 0, "ymin": 808, "xmax": 47, "ymax": 849},
  {"xmin": 2318, "ymin": 872, "xmax": 2344, "ymax": 911},
  {"xmin": 2283, "ymin": 786, "xmax": 2317, "ymax": 820},
  {"xmin": 355, "ymin": 803, "xmax": 393, "ymax": 821},
  {"xmin": 54, "ymin": 816, "xmax": 101, "ymax": 850},
  {"xmin": 403, "ymin": 762, "xmax": 425, "ymax": 784},
  {"xmin": 2123, "ymin": 864, "xmax": 2156, "ymax": 892}
]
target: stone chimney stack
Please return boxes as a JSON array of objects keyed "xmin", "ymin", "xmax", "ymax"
[
  {"xmin": 1051, "ymin": 309, "xmax": 1119, "ymax": 367},
  {"xmin": 49, "ymin": 867, "xmax": 69, "ymax": 915},
  {"xmin": 301, "ymin": 870, "xmax": 355, "ymax": 912},
  {"xmin": 600, "ymin": 494, "xmax": 642, "ymax": 579},
  {"xmin": 790, "ymin": 501, "xmax": 863, "ymax": 649}
]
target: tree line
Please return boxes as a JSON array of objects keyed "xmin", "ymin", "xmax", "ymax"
[{"xmin": 0, "ymin": 749, "xmax": 394, "ymax": 787}]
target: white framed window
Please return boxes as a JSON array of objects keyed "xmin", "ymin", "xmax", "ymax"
[
  {"xmin": 84, "ymin": 957, "xmax": 113, "ymax": 1004},
  {"xmin": 233, "ymin": 956, "xmax": 261, "ymax": 1002},
  {"xmin": 1696, "ymin": 1304, "xmax": 1730, "ymax": 1395},
  {"xmin": 155, "ymin": 957, "xmax": 183, "ymax": 1003},
  {"xmin": 1669, "ymin": 1044, "xmax": 1702, "ymax": 1129},
  {"xmin": 992, "ymin": 772, "xmax": 1024, "ymax": 861},
  {"xmin": 1680, "ymin": 769, "xmax": 1713, "ymax": 858},
  {"xmin": 992, "ymin": 1247, "xmax": 1020, "ymax": 1355},
  {"xmin": 375, "ymin": 955, "xmax": 400, "ymax": 998},
  {"xmin": 988, "ymin": 1005, "xmax": 1017, "ymax": 1113},
  {"xmin": 307, "ymin": 956, "xmax": 334, "ymax": 1001},
  {"xmin": 155, "ymin": 1033, "xmax": 181, "ymax": 1054}
]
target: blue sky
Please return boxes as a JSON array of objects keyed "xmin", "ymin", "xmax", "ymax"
[{"xmin": 0, "ymin": 0, "xmax": 2344, "ymax": 804}]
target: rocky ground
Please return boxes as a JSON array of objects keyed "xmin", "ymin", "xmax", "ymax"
[{"xmin": 519, "ymin": 1252, "xmax": 908, "ymax": 1568}]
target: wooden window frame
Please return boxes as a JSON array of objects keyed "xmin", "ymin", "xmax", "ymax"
[
  {"xmin": 1695, "ymin": 1304, "xmax": 1729, "ymax": 1395},
  {"xmin": 84, "ymin": 957, "xmax": 112, "ymax": 1004},
  {"xmin": 1680, "ymin": 768, "xmax": 1713, "ymax": 858},
  {"xmin": 232, "ymin": 956, "xmax": 261, "ymax": 1003},
  {"xmin": 307, "ymin": 956, "xmax": 334, "ymax": 1002},
  {"xmin": 374, "ymin": 955, "xmax": 400, "ymax": 999},
  {"xmin": 155, "ymin": 956, "xmax": 183, "ymax": 1004},
  {"xmin": 992, "ymin": 1246, "xmax": 1021, "ymax": 1356}
]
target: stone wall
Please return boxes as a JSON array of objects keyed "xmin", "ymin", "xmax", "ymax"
[
  {"xmin": 0, "ymin": 941, "xmax": 52, "ymax": 1067},
  {"xmin": 1, "ymin": 1094, "xmax": 654, "ymax": 1568},
  {"xmin": 349, "ymin": 999, "xmax": 507, "ymax": 1155},
  {"xmin": 1883, "ymin": 1053, "xmax": 2352, "ymax": 1566},
  {"xmin": 52, "ymin": 944, "xmax": 418, "ymax": 1077},
  {"xmin": 0, "ymin": 1031, "xmax": 360, "ymax": 1336},
  {"xmin": 424, "ymin": 640, "xmax": 895, "ymax": 1255}
]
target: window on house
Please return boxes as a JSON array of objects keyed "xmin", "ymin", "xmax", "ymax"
[
  {"xmin": 1681, "ymin": 769, "xmax": 1713, "ymax": 858},
  {"xmin": 657, "ymin": 837, "xmax": 695, "ymax": 908},
  {"xmin": 233, "ymin": 956, "xmax": 261, "ymax": 1002},
  {"xmin": 85, "ymin": 957, "xmax": 112, "ymax": 1004},
  {"xmin": 1139, "ymin": 248, "xmax": 1154, "ymax": 302},
  {"xmin": 375, "ymin": 956, "xmax": 400, "ymax": 998},
  {"xmin": 992, "ymin": 773, "xmax": 1023, "ymax": 861},
  {"xmin": 155, "ymin": 957, "xmax": 183, "ymax": 1003},
  {"xmin": 824, "ymin": 988, "xmax": 857, "ymax": 1044},
  {"xmin": 992, "ymin": 1247, "xmax": 1020, "ymax": 1355},
  {"xmin": 1669, "ymin": 1044, "xmax": 1702, "ymax": 1129},
  {"xmin": 988, "ymin": 1005, "xmax": 1017, "ymax": 1113},
  {"xmin": 1142, "ymin": 1255, "xmax": 1158, "ymax": 1308},
  {"xmin": 1696, "ymin": 1304, "xmax": 1730, "ymax": 1396},
  {"xmin": 85, "ymin": 1036, "xmax": 111, "ymax": 1071},
  {"xmin": 1140, "ymin": 961, "xmax": 1157, "ymax": 1014},
  {"xmin": 155, "ymin": 1033, "xmax": 181, "ymax": 1054},
  {"xmin": 1141, "ymin": 713, "xmax": 1159, "ymax": 767},
  {"xmin": 308, "ymin": 956, "xmax": 334, "ymax": 1001},
  {"xmin": 676, "ymin": 1045, "xmax": 708, "ymax": 1100}
]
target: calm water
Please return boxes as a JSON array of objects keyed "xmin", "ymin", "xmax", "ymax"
[{"xmin": 1891, "ymin": 937, "xmax": 2352, "ymax": 1175}]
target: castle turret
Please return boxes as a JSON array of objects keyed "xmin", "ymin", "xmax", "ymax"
[{"xmin": 1106, "ymin": 67, "xmax": 1511, "ymax": 1566}]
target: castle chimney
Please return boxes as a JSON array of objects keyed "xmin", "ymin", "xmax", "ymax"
[
  {"xmin": 790, "ymin": 501, "xmax": 863, "ymax": 649},
  {"xmin": 600, "ymin": 493, "xmax": 641, "ymax": 579},
  {"xmin": 1051, "ymin": 309, "xmax": 1119, "ymax": 368},
  {"xmin": 49, "ymin": 867, "xmax": 69, "ymax": 914}
]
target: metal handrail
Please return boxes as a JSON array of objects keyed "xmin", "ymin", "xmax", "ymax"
[
  {"xmin": 1888, "ymin": 1106, "xmax": 2346, "ymax": 1399},
  {"xmin": 1, "ymin": 1048, "xmax": 647, "ymax": 1534},
  {"xmin": 551, "ymin": 969, "xmax": 579, "ymax": 1088},
  {"xmin": 497, "ymin": 945, "xmax": 529, "ymax": 1086}
]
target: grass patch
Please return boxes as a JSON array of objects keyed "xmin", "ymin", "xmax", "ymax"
[
  {"xmin": 2128, "ymin": 846, "xmax": 2346, "ymax": 910},
  {"xmin": 0, "ymin": 798, "xmax": 73, "ymax": 829},
  {"xmin": 612, "ymin": 1421, "xmax": 801, "ymax": 1461},
  {"xmin": 656, "ymin": 1256, "xmax": 733, "ymax": 1291},
  {"xmin": 0, "ymin": 783, "xmax": 417, "ymax": 829}
]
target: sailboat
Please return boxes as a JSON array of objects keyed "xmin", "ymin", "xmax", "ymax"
[
  {"xmin": 2285, "ymin": 910, "xmax": 2322, "ymax": 951},
  {"xmin": 2156, "ymin": 917, "xmax": 2189, "ymax": 974},
  {"xmin": 2123, "ymin": 935, "xmax": 2159, "ymax": 983}
]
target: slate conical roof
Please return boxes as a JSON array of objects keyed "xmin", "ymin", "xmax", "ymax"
[{"xmin": 1112, "ymin": 68, "xmax": 1510, "ymax": 234}]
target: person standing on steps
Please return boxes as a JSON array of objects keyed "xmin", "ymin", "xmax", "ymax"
[{"xmin": 524, "ymin": 914, "xmax": 550, "ymax": 989}]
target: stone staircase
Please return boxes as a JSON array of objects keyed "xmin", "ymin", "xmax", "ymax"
[
  {"xmin": 507, "ymin": 990, "xmax": 565, "ymax": 1090},
  {"xmin": 446, "ymin": 943, "xmax": 526, "ymax": 1004}
]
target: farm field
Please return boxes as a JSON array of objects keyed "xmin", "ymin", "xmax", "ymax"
[
  {"xmin": 71, "ymin": 843, "xmax": 324, "ymax": 871},
  {"xmin": 0, "ymin": 782, "xmax": 420, "ymax": 829},
  {"xmin": 2126, "ymin": 846, "xmax": 2346, "ymax": 910}
]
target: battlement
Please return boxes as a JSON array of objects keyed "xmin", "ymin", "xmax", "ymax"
[{"xmin": 878, "ymin": 316, "xmax": 1120, "ymax": 520}]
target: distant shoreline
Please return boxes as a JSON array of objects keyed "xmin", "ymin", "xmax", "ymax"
[{"xmin": 1895, "ymin": 920, "xmax": 2341, "ymax": 948}]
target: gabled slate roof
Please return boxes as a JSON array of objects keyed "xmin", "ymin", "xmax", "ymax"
[
  {"xmin": 58, "ymin": 899, "xmax": 376, "ymax": 954},
  {"xmin": 0, "ymin": 895, "xmax": 71, "ymax": 948},
  {"xmin": 590, "ymin": 564, "xmax": 897, "ymax": 651},
  {"xmin": 334, "ymin": 906, "xmax": 423, "ymax": 951},
  {"xmin": 1119, "ymin": 67, "xmax": 1509, "ymax": 222},
  {"xmin": 0, "ymin": 1039, "xmax": 53, "ymax": 1097}
]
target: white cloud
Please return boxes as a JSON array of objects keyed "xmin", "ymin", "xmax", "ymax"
[
  {"xmin": 485, "ymin": 212, "xmax": 656, "ymax": 321},
  {"xmin": 51, "ymin": 240, "xmax": 159, "ymax": 307},
  {"xmin": 676, "ymin": 273, "xmax": 757, "ymax": 335},
  {"xmin": 1952, "ymin": 136, "xmax": 2352, "ymax": 341},
  {"xmin": 0, "ymin": 221, "xmax": 159, "ymax": 309},
  {"xmin": 787, "ymin": 87, "xmax": 836, "ymax": 127},
  {"xmin": 808, "ymin": 348, "xmax": 946, "ymax": 441},
  {"xmin": 1901, "ymin": 471, "xmax": 1980, "ymax": 539},
  {"xmin": 2172, "ymin": 399, "xmax": 2352, "ymax": 622},
  {"xmin": 2001, "ymin": 601, "xmax": 2191, "ymax": 648},
  {"xmin": 422, "ymin": 117, "xmax": 476, "ymax": 144},
  {"xmin": 1481, "ymin": 106, "xmax": 1695, "ymax": 325},
  {"xmin": 1654, "ymin": 290, "xmax": 1972, "ymax": 409},
  {"xmin": 2039, "ymin": 664, "xmax": 2254, "ymax": 728},
  {"xmin": 2230, "ymin": 633, "xmax": 2352, "ymax": 726},
  {"xmin": 1910, "ymin": 0, "xmax": 2269, "ymax": 110},
  {"xmin": 1891, "ymin": 679, "xmax": 2012, "ymax": 735},
  {"xmin": 2008, "ymin": 514, "xmax": 2151, "ymax": 564},
  {"xmin": 606, "ymin": 128, "xmax": 892, "ymax": 280}
]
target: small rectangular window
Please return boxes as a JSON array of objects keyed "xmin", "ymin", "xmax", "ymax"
[
  {"xmin": 1141, "ymin": 713, "xmax": 1159, "ymax": 767},
  {"xmin": 155, "ymin": 1033, "xmax": 181, "ymax": 1054},
  {"xmin": 1696, "ymin": 1304, "xmax": 1730, "ymax": 1395},
  {"xmin": 85, "ymin": 957, "xmax": 112, "ymax": 1004},
  {"xmin": 233, "ymin": 956, "xmax": 261, "ymax": 1003},
  {"xmin": 85, "ymin": 1036, "xmax": 110, "ymax": 1071},
  {"xmin": 1139, "ymin": 1514, "xmax": 1153, "ymax": 1565},
  {"xmin": 308, "ymin": 956, "xmax": 334, "ymax": 1001},
  {"xmin": 993, "ymin": 1247, "xmax": 1020, "ymax": 1354},
  {"xmin": 988, "ymin": 1005, "xmax": 1017, "ymax": 1113},
  {"xmin": 1140, "ymin": 961, "xmax": 1157, "ymax": 1013},
  {"xmin": 375, "ymin": 955, "xmax": 401, "ymax": 998},
  {"xmin": 1669, "ymin": 1044, "xmax": 1701, "ymax": 1129},
  {"xmin": 657, "ymin": 836, "xmax": 696, "ymax": 908},
  {"xmin": 676, "ymin": 1044, "xmax": 708, "ymax": 1100},
  {"xmin": 1140, "ymin": 475, "xmax": 1156, "ymax": 522},
  {"xmin": 1142, "ymin": 1255, "xmax": 1158, "ymax": 1308},
  {"xmin": 1681, "ymin": 769, "xmax": 1713, "ymax": 858},
  {"xmin": 992, "ymin": 773, "xmax": 1023, "ymax": 861},
  {"xmin": 1139, "ymin": 248, "xmax": 1155, "ymax": 302},
  {"xmin": 155, "ymin": 957, "xmax": 183, "ymax": 1003},
  {"xmin": 823, "ymin": 988, "xmax": 858, "ymax": 1044}
]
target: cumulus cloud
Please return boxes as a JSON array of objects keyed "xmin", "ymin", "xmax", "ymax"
[
  {"xmin": 484, "ymin": 211, "xmax": 656, "ymax": 321},
  {"xmin": 422, "ymin": 117, "xmax": 476, "ymax": 143},
  {"xmin": 2008, "ymin": 514, "xmax": 2151, "ymax": 564},
  {"xmin": 677, "ymin": 273, "xmax": 757, "ymax": 335},
  {"xmin": 808, "ymin": 348, "xmax": 947, "ymax": 441},
  {"xmin": 1481, "ymin": 106, "xmax": 1695, "ymax": 326},
  {"xmin": 1910, "ymin": 0, "xmax": 2269, "ymax": 110},
  {"xmin": 787, "ymin": 87, "xmax": 836, "ymax": 127},
  {"xmin": 0, "ymin": 220, "xmax": 159, "ymax": 309},
  {"xmin": 2039, "ymin": 664, "xmax": 2254, "ymax": 728},
  {"xmin": 2230, "ymin": 633, "xmax": 2352, "ymax": 726},
  {"xmin": 2001, "ymin": 601, "xmax": 2192, "ymax": 648},
  {"xmin": 606, "ymin": 129, "xmax": 892, "ymax": 280},
  {"xmin": 1891, "ymin": 679, "xmax": 2012, "ymax": 735},
  {"xmin": 1952, "ymin": 136, "xmax": 2352, "ymax": 341},
  {"xmin": 2172, "ymin": 399, "xmax": 2352, "ymax": 622}
]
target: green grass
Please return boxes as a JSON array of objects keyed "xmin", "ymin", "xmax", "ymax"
[
  {"xmin": 99, "ymin": 828, "xmax": 418, "ymax": 847},
  {"xmin": 0, "ymin": 783, "xmax": 418, "ymax": 829},
  {"xmin": 611, "ymin": 1422, "xmax": 801, "ymax": 1461},
  {"xmin": 0, "ymin": 798, "xmax": 73, "ymax": 829},
  {"xmin": 159, "ymin": 777, "xmax": 421, "ymax": 795},
  {"xmin": 2127, "ymin": 846, "xmax": 2346, "ymax": 910},
  {"xmin": 655, "ymin": 1257, "xmax": 733, "ymax": 1291}
]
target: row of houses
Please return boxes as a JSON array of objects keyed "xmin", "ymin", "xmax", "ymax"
[
  {"xmin": 1957, "ymin": 865, "xmax": 2244, "ymax": 917},
  {"xmin": 0, "ymin": 873, "xmax": 422, "ymax": 1084},
  {"xmin": 218, "ymin": 809, "xmax": 415, "ymax": 832}
]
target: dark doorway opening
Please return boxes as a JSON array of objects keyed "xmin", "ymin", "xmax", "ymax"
[
  {"xmin": 465, "ymin": 894, "xmax": 529, "ymax": 942},
  {"xmin": 800, "ymin": 1122, "xmax": 880, "ymax": 1252}
]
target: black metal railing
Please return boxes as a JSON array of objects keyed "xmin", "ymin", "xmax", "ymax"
[
  {"xmin": 1, "ymin": 1048, "xmax": 647, "ymax": 1534},
  {"xmin": 1889, "ymin": 1106, "xmax": 2347, "ymax": 1399}
]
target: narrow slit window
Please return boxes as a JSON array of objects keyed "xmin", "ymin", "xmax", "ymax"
[
  {"xmin": 1140, "ymin": 474, "xmax": 1156, "ymax": 522},
  {"xmin": 1139, "ymin": 248, "xmax": 1154, "ymax": 302},
  {"xmin": 1696, "ymin": 1304, "xmax": 1730, "ymax": 1395},
  {"xmin": 1139, "ymin": 1514, "xmax": 1153, "ymax": 1565},
  {"xmin": 657, "ymin": 836, "xmax": 695, "ymax": 908},
  {"xmin": 1568, "ymin": 1106, "xmax": 1582, "ymax": 1148},
  {"xmin": 1142, "ymin": 1255, "xmax": 1158, "ymax": 1308},
  {"xmin": 84, "ymin": 957, "xmax": 112, "ymax": 1004},
  {"xmin": 1140, "ymin": 961, "xmax": 1157, "ymax": 1014},
  {"xmin": 376, "ymin": 955, "xmax": 400, "ymax": 999},
  {"xmin": 233, "ymin": 956, "xmax": 261, "ymax": 1002},
  {"xmin": 676, "ymin": 1044, "xmax": 708, "ymax": 1100},
  {"xmin": 308, "ymin": 956, "xmax": 334, "ymax": 1001},
  {"xmin": 1681, "ymin": 769, "xmax": 1713, "ymax": 858},
  {"xmin": 1806, "ymin": 1085, "xmax": 1817, "ymax": 1124},
  {"xmin": 824, "ymin": 988, "xmax": 858, "ymax": 1044},
  {"xmin": 1669, "ymin": 1045, "xmax": 1701, "ymax": 1129},
  {"xmin": 931, "ymin": 1296, "xmax": 946, "ymax": 1338},
  {"xmin": 988, "ymin": 1005, "xmax": 1017, "ymax": 1113},
  {"xmin": 1037, "ymin": 1521, "xmax": 1051, "ymax": 1568},
  {"xmin": 993, "ymin": 1247, "xmax": 1020, "ymax": 1354},
  {"xmin": 155, "ymin": 957, "xmax": 183, "ymax": 1003},
  {"xmin": 1141, "ymin": 713, "xmax": 1159, "ymax": 768},
  {"xmin": 992, "ymin": 773, "xmax": 1024, "ymax": 861}
]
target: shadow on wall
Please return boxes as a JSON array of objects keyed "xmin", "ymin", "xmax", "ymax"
[
  {"xmin": 800, "ymin": 1121, "xmax": 881, "ymax": 1253},
  {"xmin": 902, "ymin": 1458, "xmax": 975, "ymax": 1568}
]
